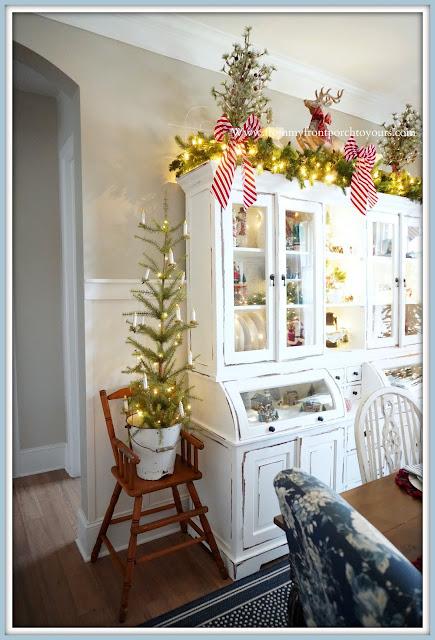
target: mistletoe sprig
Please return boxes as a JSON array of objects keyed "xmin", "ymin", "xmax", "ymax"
[{"xmin": 169, "ymin": 133, "xmax": 422, "ymax": 202}]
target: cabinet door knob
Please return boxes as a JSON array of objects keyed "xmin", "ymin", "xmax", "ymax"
[
  {"xmin": 335, "ymin": 375, "xmax": 341, "ymax": 380},
  {"xmin": 395, "ymin": 277, "xmax": 399, "ymax": 287},
  {"xmin": 317, "ymin": 416, "xmax": 324, "ymax": 421},
  {"xmin": 269, "ymin": 274, "xmax": 275, "ymax": 286},
  {"xmin": 353, "ymin": 372, "xmax": 358, "ymax": 376},
  {"xmin": 281, "ymin": 274, "xmax": 286, "ymax": 287},
  {"xmin": 268, "ymin": 425, "xmax": 276, "ymax": 432},
  {"xmin": 353, "ymin": 391, "xmax": 358, "ymax": 396}
]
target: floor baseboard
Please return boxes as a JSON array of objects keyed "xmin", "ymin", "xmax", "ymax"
[{"xmin": 14, "ymin": 442, "xmax": 66, "ymax": 478}]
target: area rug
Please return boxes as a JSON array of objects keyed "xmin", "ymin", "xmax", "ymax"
[{"xmin": 139, "ymin": 560, "xmax": 292, "ymax": 628}]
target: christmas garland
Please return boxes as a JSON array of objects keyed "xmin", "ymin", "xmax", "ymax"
[{"xmin": 169, "ymin": 133, "xmax": 422, "ymax": 203}]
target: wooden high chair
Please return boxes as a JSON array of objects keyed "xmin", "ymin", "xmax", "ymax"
[{"xmin": 91, "ymin": 387, "xmax": 228, "ymax": 622}]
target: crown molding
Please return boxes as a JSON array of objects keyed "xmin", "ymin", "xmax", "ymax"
[{"xmin": 38, "ymin": 11, "xmax": 403, "ymax": 123}]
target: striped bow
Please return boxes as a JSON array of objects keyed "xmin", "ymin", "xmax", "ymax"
[
  {"xmin": 210, "ymin": 114, "xmax": 262, "ymax": 212},
  {"xmin": 344, "ymin": 136, "xmax": 378, "ymax": 216}
]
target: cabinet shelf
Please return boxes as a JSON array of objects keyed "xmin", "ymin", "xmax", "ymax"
[
  {"xmin": 234, "ymin": 304, "xmax": 266, "ymax": 311},
  {"xmin": 233, "ymin": 247, "xmax": 265, "ymax": 256},
  {"xmin": 372, "ymin": 254, "xmax": 393, "ymax": 261},
  {"xmin": 286, "ymin": 250, "xmax": 311, "ymax": 256},
  {"xmin": 326, "ymin": 303, "xmax": 365, "ymax": 308},
  {"xmin": 325, "ymin": 251, "xmax": 363, "ymax": 260},
  {"xmin": 287, "ymin": 303, "xmax": 310, "ymax": 308}
]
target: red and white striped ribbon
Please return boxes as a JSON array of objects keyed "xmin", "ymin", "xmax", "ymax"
[
  {"xmin": 344, "ymin": 136, "xmax": 378, "ymax": 216},
  {"xmin": 211, "ymin": 114, "xmax": 261, "ymax": 212}
]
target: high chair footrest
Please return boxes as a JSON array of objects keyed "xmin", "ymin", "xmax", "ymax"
[{"xmin": 133, "ymin": 506, "xmax": 208, "ymax": 535}]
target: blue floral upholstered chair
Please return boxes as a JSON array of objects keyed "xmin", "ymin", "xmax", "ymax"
[{"xmin": 274, "ymin": 469, "xmax": 422, "ymax": 628}]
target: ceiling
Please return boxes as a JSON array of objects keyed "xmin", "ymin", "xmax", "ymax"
[
  {"xmin": 40, "ymin": 10, "xmax": 423, "ymax": 121},
  {"xmin": 186, "ymin": 12, "xmax": 422, "ymax": 108}
]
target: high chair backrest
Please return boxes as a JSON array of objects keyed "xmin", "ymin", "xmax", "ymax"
[{"xmin": 100, "ymin": 387, "xmax": 132, "ymax": 466}]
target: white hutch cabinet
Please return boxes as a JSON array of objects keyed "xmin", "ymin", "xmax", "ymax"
[{"xmin": 178, "ymin": 161, "xmax": 422, "ymax": 579}]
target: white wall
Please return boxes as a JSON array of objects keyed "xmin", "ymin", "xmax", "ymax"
[
  {"xmin": 12, "ymin": 14, "xmax": 423, "ymax": 551},
  {"xmin": 13, "ymin": 89, "xmax": 66, "ymax": 452}
]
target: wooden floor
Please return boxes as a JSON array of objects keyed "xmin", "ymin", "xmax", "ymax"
[{"xmin": 13, "ymin": 470, "xmax": 231, "ymax": 628}]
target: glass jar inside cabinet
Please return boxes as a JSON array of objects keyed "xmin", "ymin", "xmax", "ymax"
[{"xmin": 225, "ymin": 193, "xmax": 275, "ymax": 364}]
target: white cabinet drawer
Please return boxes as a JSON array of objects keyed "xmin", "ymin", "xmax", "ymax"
[
  {"xmin": 330, "ymin": 368, "xmax": 345, "ymax": 386},
  {"xmin": 345, "ymin": 384, "xmax": 362, "ymax": 401},
  {"xmin": 346, "ymin": 365, "xmax": 362, "ymax": 383},
  {"xmin": 344, "ymin": 384, "xmax": 362, "ymax": 416}
]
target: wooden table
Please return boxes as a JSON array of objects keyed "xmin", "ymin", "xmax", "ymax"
[{"xmin": 274, "ymin": 474, "xmax": 422, "ymax": 562}]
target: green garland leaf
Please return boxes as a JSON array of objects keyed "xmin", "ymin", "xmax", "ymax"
[{"xmin": 169, "ymin": 133, "xmax": 422, "ymax": 203}]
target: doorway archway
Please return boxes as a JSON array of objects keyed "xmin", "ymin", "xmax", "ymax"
[{"xmin": 13, "ymin": 42, "xmax": 85, "ymax": 479}]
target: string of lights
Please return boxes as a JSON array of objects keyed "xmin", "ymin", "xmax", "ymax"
[{"xmin": 169, "ymin": 133, "xmax": 422, "ymax": 203}]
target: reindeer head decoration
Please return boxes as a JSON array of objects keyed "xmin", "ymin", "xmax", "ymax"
[
  {"xmin": 304, "ymin": 87, "xmax": 344, "ymax": 114},
  {"xmin": 298, "ymin": 88, "xmax": 344, "ymax": 152}
]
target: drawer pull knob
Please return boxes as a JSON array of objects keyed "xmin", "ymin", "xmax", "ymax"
[
  {"xmin": 268, "ymin": 426, "xmax": 276, "ymax": 432},
  {"xmin": 317, "ymin": 416, "xmax": 324, "ymax": 422},
  {"xmin": 353, "ymin": 391, "xmax": 358, "ymax": 396},
  {"xmin": 335, "ymin": 376, "xmax": 341, "ymax": 380},
  {"xmin": 353, "ymin": 371, "xmax": 358, "ymax": 376}
]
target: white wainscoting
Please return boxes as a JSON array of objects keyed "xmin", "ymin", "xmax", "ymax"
[{"xmin": 15, "ymin": 442, "xmax": 66, "ymax": 478}]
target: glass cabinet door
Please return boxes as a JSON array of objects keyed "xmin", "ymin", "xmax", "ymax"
[
  {"xmin": 367, "ymin": 213, "xmax": 399, "ymax": 347},
  {"xmin": 278, "ymin": 198, "xmax": 323, "ymax": 359},
  {"xmin": 226, "ymin": 370, "xmax": 344, "ymax": 439},
  {"xmin": 223, "ymin": 192, "xmax": 275, "ymax": 364},
  {"xmin": 402, "ymin": 216, "xmax": 422, "ymax": 344}
]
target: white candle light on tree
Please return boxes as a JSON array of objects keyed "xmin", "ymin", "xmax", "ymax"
[
  {"xmin": 178, "ymin": 401, "xmax": 185, "ymax": 417},
  {"xmin": 180, "ymin": 271, "xmax": 185, "ymax": 286},
  {"xmin": 133, "ymin": 313, "xmax": 138, "ymax": 327},
  {"xmin": 141, "ymin": 209, "xmax": 146, "ymax": 225},
  {"xmin": 183, "ymin": 220, "xmax": 188, "ymax": 236},
  {"xmin": 123, "ymin": 395, "xmax": 129, "ymax": 412},
  {"xmin": 190, "ymin": 308, "xmax": 196, "ymax": 323},
  {"xmin": 144, "ymin": 268, "xmax": 150, "ymax": 281},
  {"xmin": 168, "ymin": 249, "xmax": 175, "ymax": 265},
  {"xmin": 143, "ymin": 374, "xmax": 148, "ymax": 390},
  {"xmin": 188, "ymin": 351, "xmax": 193, "ymax": 366},
  {"xmin": 175, "ymin": 304, "xmax": 181, "ymax": 322}
]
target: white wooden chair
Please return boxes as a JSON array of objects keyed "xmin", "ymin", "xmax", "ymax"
[{"xmin": 354, "ymin": 387, "xmax": 422, "ymax": 484}]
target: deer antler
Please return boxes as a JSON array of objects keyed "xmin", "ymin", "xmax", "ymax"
[
  {"xmin": 327, "ymin": 89, "xmax": 344, "ymax": 104},
  {"xmin": 315, "ymin": 87, "xmax": 344, "ymax": 105}
]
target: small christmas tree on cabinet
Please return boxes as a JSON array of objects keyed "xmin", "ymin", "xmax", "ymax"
[
  {"xmin": 378, "ymin": 104, "xmax": 422, "ymax": 173},
  {"xmin": 122, "ymin": 199, "xmax": 198, "ymax": 480},
  {"xmin": 211, "ymin": 25, "xmax": 275, "ymax": 127}
]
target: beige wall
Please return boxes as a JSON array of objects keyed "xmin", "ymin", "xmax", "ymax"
[
  {"xmin": 13, "ymin": 89, "xmax": 66, "ymax": 450},
  {"xmin": 13, "ymin": 13, "xmax": 412, "ymax": 281}
]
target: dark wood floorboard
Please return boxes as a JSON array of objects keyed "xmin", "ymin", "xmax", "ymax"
[{"xmin": 13, "ymin": 469, "xmax": 231, "ymax": 628}]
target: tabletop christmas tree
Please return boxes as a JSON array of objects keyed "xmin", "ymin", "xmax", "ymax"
[
  {"xmin": 122, "ymin": 199, "xmax": 197, "ymax": 440},
  {"xmin": 378, "ymin": 105, "xmax": 422, "ymax": 173},
  {"xmin": 211, "ymin": 25, "xmax": 275, "ymax": 128}
]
